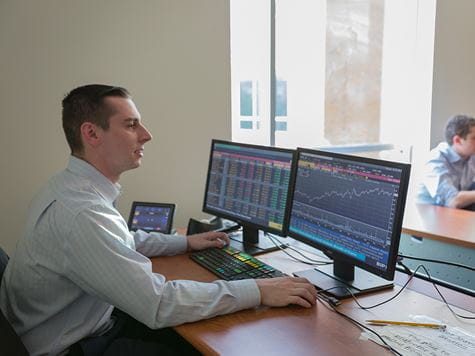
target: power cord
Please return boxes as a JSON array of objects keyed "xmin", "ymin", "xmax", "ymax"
[
  {"xmin": 398, "ymin": 254, "xmax": 475, "ymax": 272},
  {"xmin": 319, "ymin": 264, "xmax": 474, "ymax": 319},
  {"xmin": 316, "ymin": 294, "xmax": 403, "ymax": 356},
  {"xmin": 315, "ymin": 263, "xmax": 474, "ymax": 355},
  {"xmin": 265, "ymin": 233, "xmax": 332, "ymax": 266},
  {"xmin": 226, "ymin": 229, "xmax": 267, "ymax": 252},
  {"xmin": 398, "ymin": 262, "xmax": 475, "ymax": 320}
]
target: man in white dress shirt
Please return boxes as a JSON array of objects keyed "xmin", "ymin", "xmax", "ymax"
[{"xmin": 0, "ymin": 84, "xmax": 317, "ymax": 356}]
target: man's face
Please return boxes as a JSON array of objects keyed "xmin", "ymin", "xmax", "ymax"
[
  {"xmin": 96, "ymin": 97, "xmax": 152, "ymax": 179},
  {"xmin": 455, "ymin": 126, "xmax": 475, "ymax": 159}
]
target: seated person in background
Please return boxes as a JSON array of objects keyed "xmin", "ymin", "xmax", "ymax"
[
  {"xmin": 0, "ymin": 84, "xmax": 317, "ymax": 356},
  {"xmin": 416, "ymin": 114, "xmax": 475, "ymax": 209}
]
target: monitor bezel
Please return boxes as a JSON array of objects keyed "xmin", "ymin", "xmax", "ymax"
[
  {"xmin": 286, "ymin": 147, "xmax": 411, "ymax": 281},
  {"xmin": 128, "ymin": 201, "xmax": 176, "ymax": 234},
  {"xmin": 202, "ymin": 139, "xmax": 297, "ymax": 237}
]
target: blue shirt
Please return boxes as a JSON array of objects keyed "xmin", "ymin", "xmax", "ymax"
[
  {"xmin": 416, "ymin": 142, "xmax": 475, "ymax": 206},
  {"xmin": 0, "ymin": 156, "xmax": 260, "ymax": 356}
]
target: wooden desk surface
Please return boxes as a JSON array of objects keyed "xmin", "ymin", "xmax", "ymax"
[
  {"xmin": 402, "ymin": 203, "xmax": 475, "ymax": 248},
  {"xmin": 152, "ymin": 251, "xmax": 475, "ymax": 356}
]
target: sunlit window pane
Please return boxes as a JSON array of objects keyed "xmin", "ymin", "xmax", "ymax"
[
  {"xmin": 240, "ymin": 81, "xmax": 253, "ymax": 116},
  {"xmin": 231, "ymin": 0, "xmax": 435, "ymax": 166},
  {"xmin": 275, "ymin": 79, "xmax": 287, "ymax": 117},
  {"xmin": 325, "ymin": 0, "xmax": 384, "ymax": 145}
]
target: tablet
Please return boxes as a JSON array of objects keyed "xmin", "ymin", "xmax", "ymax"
[{"xmin": 128, "ymin": 201, "xmax": 175, "ymax": 234}]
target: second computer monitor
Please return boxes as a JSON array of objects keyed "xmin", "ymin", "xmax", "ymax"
[
  {"xmin": 288, "ymin": 148, "xmax": 410, "ymax": 298},
  {"xmin": 203, "ymin": 139, "xmax": 295, "ymax": 255}
]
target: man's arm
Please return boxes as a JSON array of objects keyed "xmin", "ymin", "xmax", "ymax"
[
  {"xmin": 67, "ymin": 207, "xmax": 317, "ymax": 329},
  {"xmin": 134, "ymin": 230, "xmax": 230, "ymax": 257},
  {"xmin": 423, "ymin": 159, "xmax": 459, "ymax": 206},
  {"xmin": 186, "ymin": 231, "xmax": 230, "ymax": 250},
  {"xmin": 133, "ymin": 229, "xmax": 187, "ymax": 257},
  {"xmin": 187, "ymin": 232, "xmax": 318, "ymax": 308},
  {"xmin": 447, "ymin": 190, "xmax": 475, "ymax": 209}
]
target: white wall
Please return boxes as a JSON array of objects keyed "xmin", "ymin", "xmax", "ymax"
[
  {"xmin": 431, "ymin": 0, "xmax": 475, "ymax": 146},
  {"xmin": 0, "ymin": 0, "xmax": 231, "ymax": 255}
]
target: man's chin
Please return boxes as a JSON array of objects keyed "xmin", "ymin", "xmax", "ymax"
[{"xmin": 124, "ymin": 160, "xmax": 141, "ymax": 172}]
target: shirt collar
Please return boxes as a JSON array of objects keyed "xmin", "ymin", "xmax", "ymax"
[
  {"xmin": 66, "ymin": 155, "xmax": 121, "ymax": 204},
  {"xmin": 438, "ymin": 142, "xmax": 464, "ymax": 164}
]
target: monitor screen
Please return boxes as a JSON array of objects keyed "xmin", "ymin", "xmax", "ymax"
[
  {"xmin": 203, "ymin": 140, "xmax": 295, "ymax": 255},
  {"xmin": 128, "ymin": 202, "xmax": 175, "ymax": 234},
  {"xmin": 288, "ymin": 148, "xmax": 410, "ymax": 298}
]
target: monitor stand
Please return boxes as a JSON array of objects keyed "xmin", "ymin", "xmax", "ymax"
[
  {"xmin": 228, "ymin": 226, "xmax": 285, "ymax": 256},
  {"xmin": 294, "ymin": 260, "xmax": 393, "ymax": 299}
]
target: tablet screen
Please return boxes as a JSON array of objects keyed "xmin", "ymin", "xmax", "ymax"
[{"xmin": 128, "ymin": 202, "xmax": 175, "ymax": 234}]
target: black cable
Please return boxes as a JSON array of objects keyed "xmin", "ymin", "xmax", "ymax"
[
  {"xmin": 399, "ymin": 262, "xmax": 475, "ymax": 320},
  {"xmin": 266, "ymin": 233, "xmax": 332, "ymax": 264},
  {"xmin": 323, "ymin": 268, "xmax": 420, "ymax": 310},
  {"xmin": 397, "ymin": 260, "xmax": 413, "ymax": 275},
  {"xmin": 286, "ymin": 245, "xmax": 333, "ymax": 264},
  {"xmin": 265, "ymin": 233, "xmax": 332, "ymax": 265},
  {"xmin": 316, "ymin": 295, "xmax": 403, "ymax": 356},
  {"xmin": 398, "ymin": 254, "xmax": 475, "ymax": 272},
  {"xmin": 227, "ymin": 231, "xmax": 267, "ymax": 251},
  {"xmin": 321, "ymin": 264, "xmax": 475, "ymax": 320}
]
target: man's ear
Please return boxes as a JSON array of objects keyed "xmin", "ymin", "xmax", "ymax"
[
  {"xmin": 452, "ymin": 135, "xmax": 463, "ymax": 146},
  {"xmin": 80, "ymin": 122, "xmax": 102, "ymax": 148}
]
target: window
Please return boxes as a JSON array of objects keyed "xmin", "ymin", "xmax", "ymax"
[
  {"xmin": 240, "ymin": 81, "xmax": 254, "ymax": 116},
  {"xmin": 231, "ymin": 0, "xmax": 435, "ymax": 166}
]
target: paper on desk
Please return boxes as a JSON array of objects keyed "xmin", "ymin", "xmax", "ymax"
[{"xmin": 360, "ymin": 316, "xmax": 475, "ymax": 356}]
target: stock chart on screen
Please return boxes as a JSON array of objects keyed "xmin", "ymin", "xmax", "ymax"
[{"xmin": 289, "ymin": 151, "xmax": 404, "ymax": 271}]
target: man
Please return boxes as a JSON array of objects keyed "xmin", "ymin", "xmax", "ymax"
[
  {"xmin": 416, "ymin": 114, "xmax": 475, "ymax": 209},
  {"xmin": 0, "ymin": 84, "xmax": 317, "ymax": 356}
]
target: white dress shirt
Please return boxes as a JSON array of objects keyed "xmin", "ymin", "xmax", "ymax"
[{"xmin": 0, "ymin": 156, "xmax": 260, "ymax": 356}]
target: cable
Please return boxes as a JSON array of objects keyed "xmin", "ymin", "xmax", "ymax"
[
  {"xmin": 265, "ymin": 233, "xmax": 332, "ymax": 266},
  {"xmin": 286, "ymin": 244, "xmax": 333, "ymax": 264},
  {"xmin": 316, "ymin": 295, "xmax": 403, "ymax": 356},
  {"xmin": 226, "ymin": 230, "xmax": 268, "ymax": 251},
  {"xmin": 266, "ymin": 233, "xmax": 333, "ymax": 264},
  {"xmin": 320, "ymin": 264, "xmax": 475, "ymax": 320},
  {"xmin": 399, "ymin": 262, "xmax": 475, "ymax": 320},
  {"xmin": 315, "ymin": 264, "xmax": 474, "ymax": 355},
  {"xmin": 398, "ymin": 254, "xmax": 475, "ymax": 272}
]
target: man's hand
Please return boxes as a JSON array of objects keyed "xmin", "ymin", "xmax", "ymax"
[
  {"xmin": 186, "ymin": 231, "xmax": 230, "ymax": 251},
  {"xmin": 256, "ymin": 277, "xmax": 317, "ymax": 308}
]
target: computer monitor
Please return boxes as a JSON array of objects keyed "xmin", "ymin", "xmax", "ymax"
[
  {"xmin": 128, "ymin": 202, "xmax": 175, "ymax": 234},
  {"xmin": 203, "ymin": 139, "xmax": 296, "ymax": 255},
  {"xmin": 288, "ymin": 148, "xmax": 410, "ymax": 298}
]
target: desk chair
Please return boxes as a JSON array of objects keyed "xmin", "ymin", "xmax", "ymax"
[{"xmin": 0, "ymin": 247, "xmax": 29, "ymax": 356}]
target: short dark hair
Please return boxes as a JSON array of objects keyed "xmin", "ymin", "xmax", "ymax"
[
  {"xmin": 62, "ymin": 84, "xmax": 130, "ymax": 154},
  {"xmin": 444, "ymin": 114, "xmax": 475, "ymax": 145}
]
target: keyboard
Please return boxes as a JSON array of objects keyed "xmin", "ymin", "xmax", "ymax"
[{"xmin": 190, "ymin": 246, "xmax": 285, "ymax": 281}]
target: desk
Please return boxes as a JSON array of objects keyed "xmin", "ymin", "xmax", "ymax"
[
  {"xmin": 400, "ymin": 204, "xmax": 475, "ymax": 292},
  {"xmin": 402, "ymin": 203, "xmax": 475, "ymax": 248},
  {"xmin": 152, "ymin": 250, "xmax": 475, "ymax": 356}
]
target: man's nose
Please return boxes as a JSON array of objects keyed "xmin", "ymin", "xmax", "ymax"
[{"xmin": 141, "ymin": 125, "xmax": 153, "ymax": 142}]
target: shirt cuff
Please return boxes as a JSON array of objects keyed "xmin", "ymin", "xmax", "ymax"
[
  {"xmin": 226, "ymin": 279, "xmax": 261, "ymax": 309},
  {"xmin": 166, "ymin": 234, "xmax": 188, "ymax": 254}
]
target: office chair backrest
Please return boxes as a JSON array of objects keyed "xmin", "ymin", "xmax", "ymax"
[
  {"xmin": 0, "ymin": 308, "xmax": 29, "ymax": 356},
  {"xmin": 0, "ymin": 246, "xmax": 8, "ymax": 285},
  {"xmin": 0, "ymin": 247, "xmax": 30, "ymax": 356}
]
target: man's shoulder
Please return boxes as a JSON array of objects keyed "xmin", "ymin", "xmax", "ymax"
[
  {"xmin": 427, "ymin": 142, "xmax": 452, "ymax": 162},
  {"xmin": 42, "ymin": 169, "xmax": 106, "ymax": 215}
]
